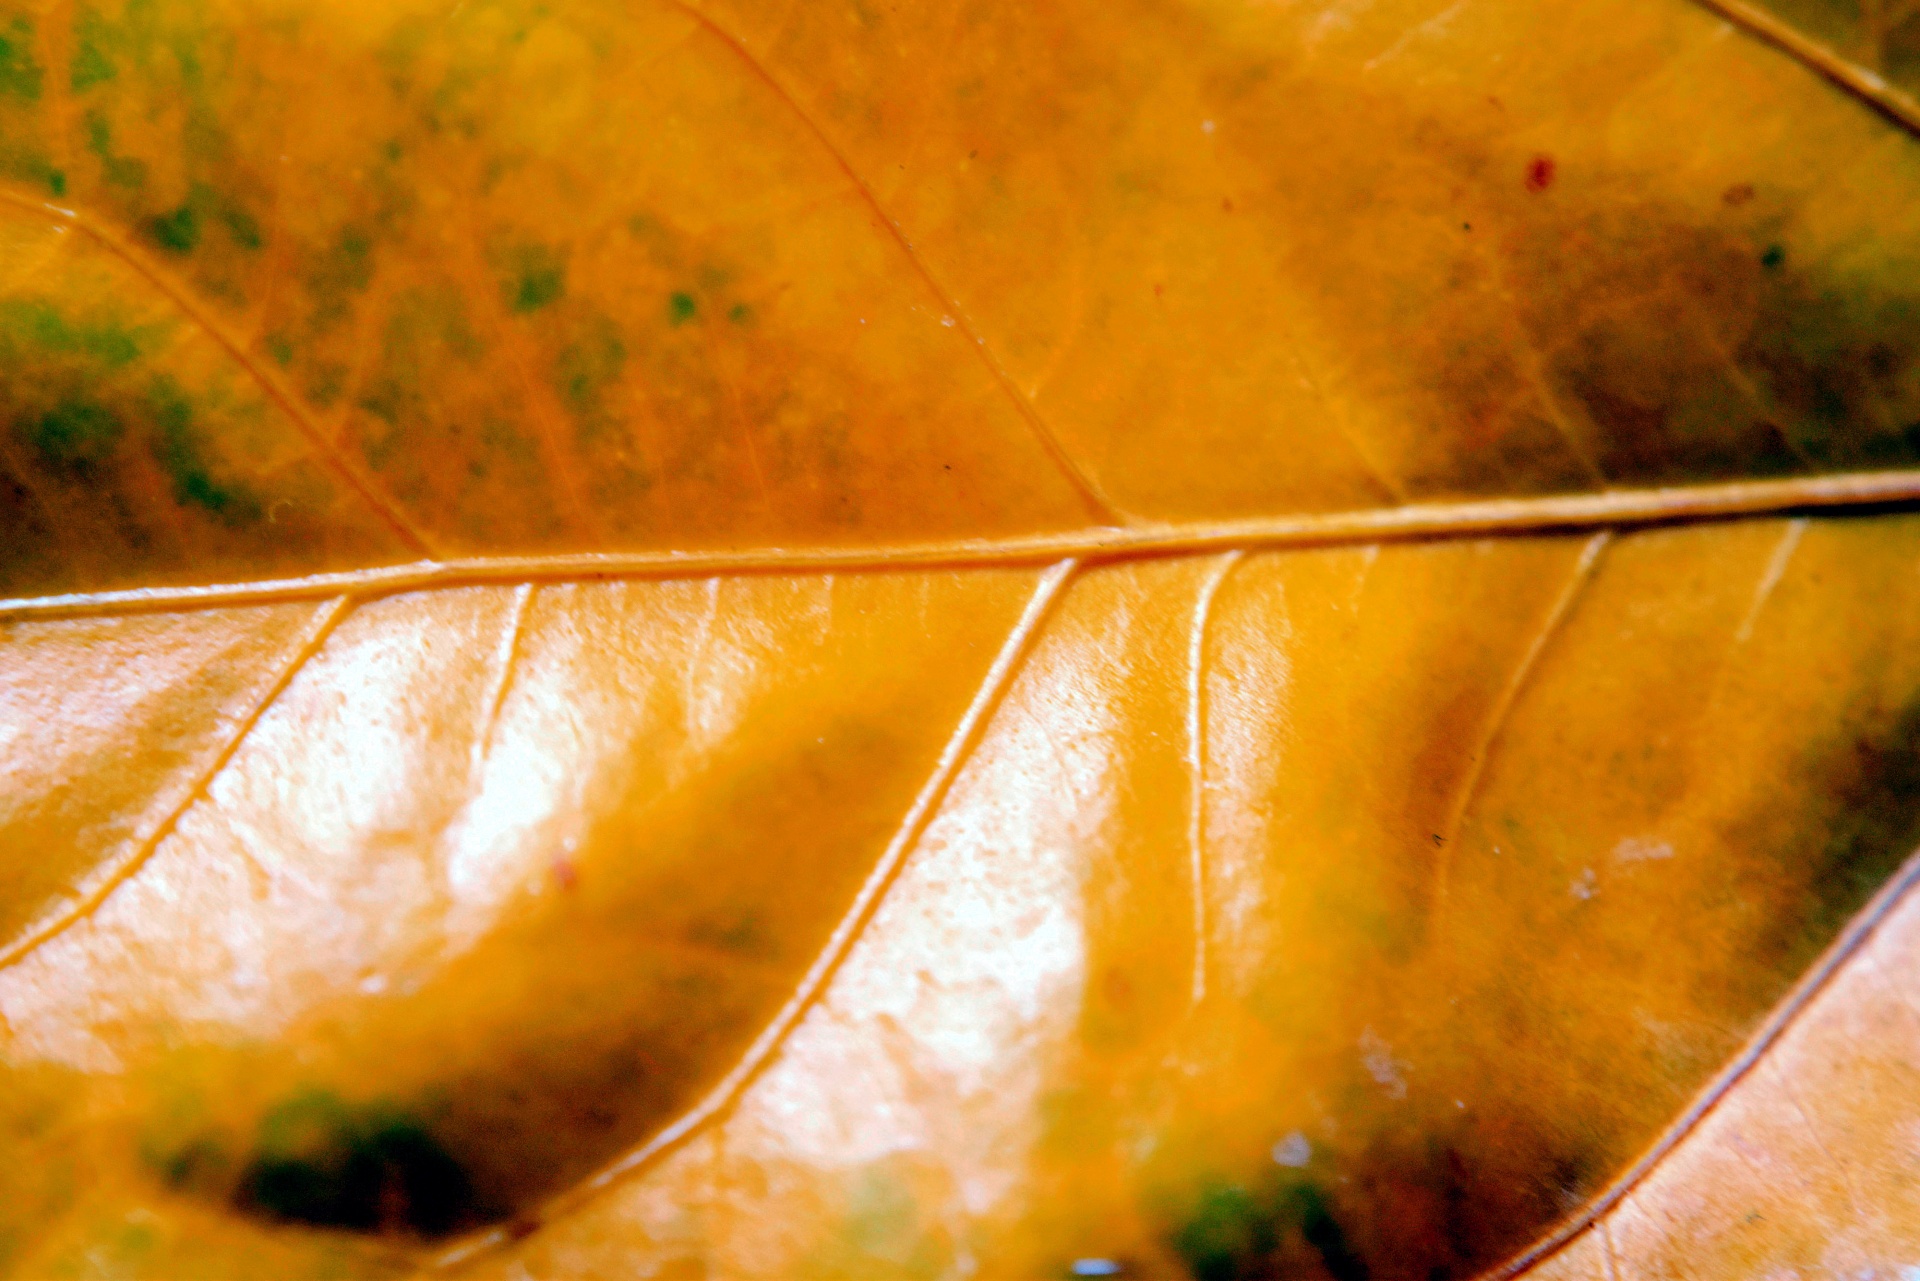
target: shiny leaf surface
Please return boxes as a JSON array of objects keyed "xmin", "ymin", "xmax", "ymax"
[{"xmin": 5, "ymin": 0, "xmax": 1920, "ymax": 1276}]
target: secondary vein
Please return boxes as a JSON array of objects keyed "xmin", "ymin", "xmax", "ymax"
[
  {"xmin": 0, "ymin": 593, "xmax": 355, "ymax": 971},
  {"xmin": 1687, "ymin": 0, "xmax": 1920, "ymax": 135},
  {"xmin": 660, "ymin": 0, "xmax": 1124, "ymax": 526},
  {"xmin": 0, "ymin": 188, "xmax": 439, "ymax": 557},
  {"xmin": 429, "ymin": 557, "xmax": 1080, "ymax": 1271}
]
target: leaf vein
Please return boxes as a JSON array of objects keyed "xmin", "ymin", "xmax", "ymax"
[
  {"xmin": 0, "ymin": 187, "xmax": 440, "ymax": 556},
  {"xmin": 1687, "ymin": 0, "xmax": 1920, "ymax": 135},
  {"xmin": 0, "ymin": 593, "xmax": 355, "ymax": 971},
  {"xmin": 1489, "ymin": 841, "xmax": 1920, "ymax": 1279},
  {"xmin": 472, "ymin": 581, "xmax": 535, "ymax": 774},
  {"xmin": 9, "ymin": 467, "xmax": 1920, "ymax": 621},
  {"xmin": 1187, "ymin": 548, "xmax": 1242, "ymax": 1008},
  {"xmin": 430, "ymin": 557, "xmax": 1080, "ymax": 1269},
  {"xmin": 1431, "ymin": 531, "xmax": 1610, "ymax": 924},
  {"xmin": 661, "ymin": 0, "xmax": 1124, "ymax": 526}
]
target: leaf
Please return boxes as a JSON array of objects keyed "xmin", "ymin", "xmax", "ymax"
[
  {"xmin": 1493, "ymin": 847, "xmax": 1920, "ymax": 1280},
  {"xmin": 4, "ymin": 0, "xmax": 1920, "ymax": 1277}
]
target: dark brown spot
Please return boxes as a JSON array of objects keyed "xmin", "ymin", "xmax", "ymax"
[
  {"xmin": 1723, "ymin": 182, "xmax": 1755, "ymax": 207},
  {"xmin": 235, "ymin": 1092, "xmax": 482, "ymax": 1238}
]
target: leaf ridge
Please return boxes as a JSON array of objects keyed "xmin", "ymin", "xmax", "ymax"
[
  {"xmin": 1733, "ymin": 516, "xmax": 1806, "ymax": 644},
  {"xmin": 1431, "ymin": 531, "xmax": 1610, "ymax": 923},
  {"xmin": 1187, "ymin": 548, "xmax": 1243, "ymax": 1009},
  {"xmin": 1686, "ymin": 0, "xmax": 1920, "ymax": 135},
  {"xmin": 14, "ymin": 468, "xmax": 1920, "ymax": 622},
  {"xmin": 1488, "ymin": 840, "xmax": 1920, "ymax": 1279},
  {"xmin": 472, "ymin": 581, "xmax": 534, "ymax": 775},
  {"xmin": 428, "ymin": 557, "xmax": 1082, "ymax": 1272},
  {"xmin": 0, "ymin": 188, "xmax": 440, "ymax": 557},
  {"xmin": 0, "ymin": 592, "xmax": 356, "ymax": 971},
  {"xmin": 662, "ymin": 0, "xmax": 1125, "ymax": 527}
]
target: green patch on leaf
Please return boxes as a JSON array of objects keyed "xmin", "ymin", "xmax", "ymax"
[
  {"xmin": 84, "ymin": 110, "xmax": 145, "ymax": 189},
  {"xmin": 69, "ymin": 6, "xmax": 116, "ymax": 89},
  {"xmin": 146, "ymin": 378, "xmax": 260, "ymax": 526},
  {"xmin": 501, "ymin": 243, "xmax": 566, "ymax": 314},
  {"xmin": 668, "ymin": 291, "xmax": 697, "ymax": 325},
  {"xmin": 1170, "ymin": 1178, "xmax": 1368, "ymax": 1281},
  {"xmin": 26, "ymin": 396, "xmax": 122, "ymax": 472},
  {"xmin": 554, "ymin": 316, "xmax": 626, "ymax": 418},
  {"xmin": 0, "ymin": 297, "xmax": 145, "ymax": 366},
  {"xmin": 0, "ymin": 16, "xmax": 43, "ymax": 99},
  {"xmin": 237, "ymin": 1090, "xmax": 479, "ymax": 1237},
  {"xmin": 220, "ymin": 204, "xmax": 262, "ymax": 251},
  {"xmin": 147, "ymin": 203, "xmax": 199, "ymax": 254}
]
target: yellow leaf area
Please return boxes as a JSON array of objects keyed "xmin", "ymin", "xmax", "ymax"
[{"xmin": 6, "ymin": 0, "xmax": 1920, "ymax": 1277}]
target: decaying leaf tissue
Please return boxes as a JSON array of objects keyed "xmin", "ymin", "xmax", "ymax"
[{"xmin": 4, "ymin": 0, "xmax": 1920, "ymax": 1275}]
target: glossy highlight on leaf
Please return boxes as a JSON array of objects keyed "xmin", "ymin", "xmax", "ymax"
[{"xmin": 7, "ymin": 0, "xmax": 1920, "ymax": 1276}]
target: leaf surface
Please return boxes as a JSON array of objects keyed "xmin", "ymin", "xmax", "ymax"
[{"xmin": 5, "ymin": 0, "xmax": 1920, "ymax": 1276}]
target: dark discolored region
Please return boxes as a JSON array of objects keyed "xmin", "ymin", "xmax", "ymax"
[
  {"xmin": 500, "ymin": 243, "xmax": 567, "ymax": 314},
  {"xmin": 148, "ymin": 203, "xmax": 199, "ymax": 254},
  {"xmin": 236, "ymin": 1092, "xmax": 483, "ymax": 1237},
  {"xmin": 147, "ymin": 377, "xmax": 259, "ymax": 524},
  {"xmin": 1211, "ymin": 58, "xmax": 1920, "ymax": 499},
  {"xmin": 3, "ymin": 312, "xmax": 260, "ymax": 525},
  {"xmin": 1743, "ymin": 685, "xmax": 1920, "ymax": 983},
  {"xmin": 1743, "ymin": 0, "xmax": 1920, "ymax": 97},
  {"xmin": 1171, "ymin": 1179, "xmax": 1368, "ymax": 1281},
  {"xmin": 0, "ymin": 293, "xmax": 371, "ymax": 594},
  {"xmin": 1519, "ymin": 213, "xmax": 1917, "ymax": 486},
  {"xmin": 29, "ymin": 396, "xmax": 122, "ymax": 473}
]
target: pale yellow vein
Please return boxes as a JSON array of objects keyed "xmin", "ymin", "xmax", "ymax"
[
  {"xmin": 1187, "ymin": 549, "xmax": 1244, "ymax": 1008},
  {"xmin": 473, "ymin": 582, "xmax": 535, "ymax": 774},
  {"xmin": 10, "ymin": 467, "xmax": 1920, "ymax": 623}
]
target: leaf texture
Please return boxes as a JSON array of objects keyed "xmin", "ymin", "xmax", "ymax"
[{"xmin": 7, "ymin": 0, "xmax": 1920, "ymax": 1276}]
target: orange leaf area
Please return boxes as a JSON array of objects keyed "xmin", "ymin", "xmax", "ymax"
[{"xmin": 8, "ymin": 0, "xmax": 1920, "ymax": 1276}]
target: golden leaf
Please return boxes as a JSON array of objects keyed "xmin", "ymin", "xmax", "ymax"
[{"xmin": 4, "ymin": 0, "xmax": 1920, "ymax": 1276}]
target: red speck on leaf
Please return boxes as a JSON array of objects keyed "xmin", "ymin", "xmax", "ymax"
[
  {"xmin": 1525, "ymin": 154, "xmax": 1556, "ymax": 192},
  {"xmin": 552, "ymin": 858, "xmax": 579, "ymax": 891}
]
